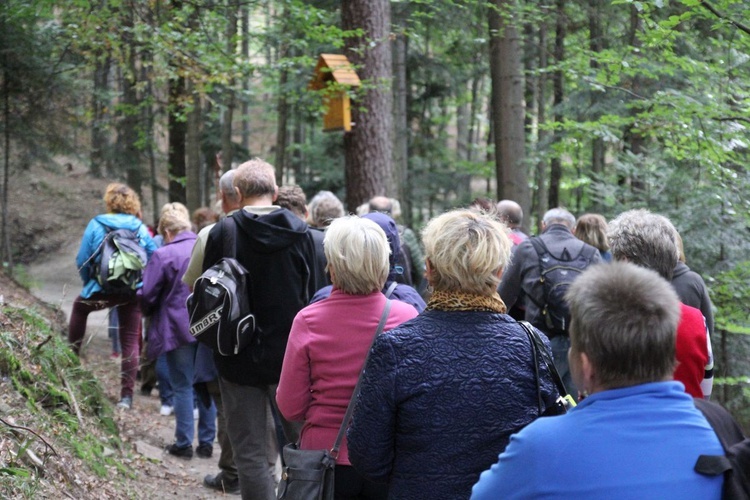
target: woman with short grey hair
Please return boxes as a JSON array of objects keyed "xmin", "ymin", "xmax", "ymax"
[
  {"xmin": 347, "ymin": 209, "xmax": 560, "ymax": 500},
  {"xmin": 276, "ymin": 216, "xmax": 419, "ymax": 499}
]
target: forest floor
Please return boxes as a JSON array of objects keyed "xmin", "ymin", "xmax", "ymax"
[{"xmin": 3, "ymin": 160, "xmax": 230, "ymax": 498}]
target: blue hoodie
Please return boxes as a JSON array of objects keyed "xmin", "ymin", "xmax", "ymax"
[
  {"xmin": 75, "ymin": 213, "xmax": 157, "ymax": 298},
  {"xmin": 309, "ymin": 213, "xmax": 426, "ymax": 313}
]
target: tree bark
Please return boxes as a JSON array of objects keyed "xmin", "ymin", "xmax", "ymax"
[
  {"xmin": 489, "ymin": 0, "xmax": 529, "ymax": 230},
  {"xmin": 168, "ymin": 73, "xmax": 187, "ymax": 204},
  {"xmin": 91, "ymin": 57, "xmax": 111, "ymax": 178},
  {"xmin": 392, "ymin": 11, "xmax": 410, "ymax": 225},
  {"xmin": 117, "ymin": 9, "xmax": 142, "ymax": 195},
  {"xmin": 186, "ymin": 85, "xmax": 202, "ymax": 213},
  {"xmin": 589, "ymin": 0, "xmax": 605, "ymax": 211},
  {"xmin": 342, "ymin": 0, "xmax": 394, "ymax": 212},
  {"xmin": 221, "ymin": 2, "xmax": 238, "ymax": 170},
  {"xmin": 240, "ymin": 4, "xmax": 250, "ymax": 154},
  {"xmin": 536, "ymin": 18, "xmax": 549, "ymax": 232},
  {"xmin": 549, "ymin": 0, "xmax": 565, "ymax": 209}
]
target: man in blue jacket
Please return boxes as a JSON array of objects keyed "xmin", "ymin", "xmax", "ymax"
[{"xmin": 473, "ymin": 262, "xmax": 724, "ymax": 499}]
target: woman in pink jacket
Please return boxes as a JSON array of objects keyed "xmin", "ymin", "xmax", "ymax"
[{"xmin": 277, "ymin": 216, "xmax": 419, "ymax": 500}]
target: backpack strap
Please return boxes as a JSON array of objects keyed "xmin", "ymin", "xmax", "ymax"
[
  {"xmin": 524, "ymin": 237, "xmax": 547, "ymax": 311},
  {"xmin": 384, "ymin": 281, "xmax": 398, "ymax": 298},
  {"xmin": 221, "ymin": 215, "xmax": 238, "ymax": 259}
]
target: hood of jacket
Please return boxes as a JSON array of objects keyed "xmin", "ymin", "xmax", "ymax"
[
  {"xmin": 362, "ymin": 212, "xmax": 402, "ymax": 282},
  {"xmin": 94, "ymin": 213, "xmax": 146, "ymax": 232},
  {"xmin": 234, "ymin": 207, "xmax": 309, "ymax": 254}
]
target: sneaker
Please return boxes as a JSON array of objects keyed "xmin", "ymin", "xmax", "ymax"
[
  {"xmin": 159, "ymin": 405, "xmax": 173, "ymax": 416},
  {"xmin": 116, "ymin": 396, "xmax": 132, "ymax": 410},
  {"xmin": 193, "ymin": 407, "xmax": 199, "ymax": 420},
  {"xmin": 196, "ymin": 443, "xmax": 213, "ymax": 459},
  {"xmin": 166, "ymin": 443, "xmax": 193, "ymax": 460},
  {"xmin": 204, "ymin": 472, "xmax": 240, "ymax": 494}
]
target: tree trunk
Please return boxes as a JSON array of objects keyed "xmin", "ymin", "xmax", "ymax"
[
  {"xmin": 342, "ymin": 0, "xmax": 393, "ymax": 212},
  {"xmin": 536, "ymin": 19, "xmax": 549, "ymax": 232},
  {"xmin": 548, "ymin": 0, "xmax": 565, "ymax": 209},
  {"xmin": 221, "ymin": 2, "xmax": 238, "ymax": 170},
  {"xmin": 2, "ymin": 64, "xmax": 12, "ymax": 271},
  {"xmin": 589, "ymin": 0, "xmax": 605, "ymax": 211},
  {"xmin": 186, "ymin": 85, "xmax": 202, "ymax": 212},
  {"xmin": 168, "ymin": 73, "xmax": 187, "ymax": 204},
  {"xmin": 91, "ymin": 57, "xmax": 111, "ymax": 178},
  {"xmin": 275, "ymin": 60, "xmax": 288, "ymax": 184},
  {"xmin": 392, "ymin": 13, "xmax": 409, "ymax": 224},
  {"xmin": 489, "ymin": 0, "xmax": 529, "ymax": 230},
  {"xmin": 117, "ymin": 11, "xmax": 142, "ymax": 195},
  {"xmin": 240, "ymin": 4, "xmax": 250, "ymax": 153}
]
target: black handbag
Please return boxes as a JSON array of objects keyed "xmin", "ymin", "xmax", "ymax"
[
  {"xmin": 277, "ymin": 300, "xmax": 393, "ymax": 500},
  {"xmin": 517, "ymin": 321, "xmax": 576, "ymax": 416}
]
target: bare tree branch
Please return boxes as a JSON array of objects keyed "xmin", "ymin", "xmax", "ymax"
[{"xmin": 700, "ymin": 0, "xmax": 750, "ymax": 36}]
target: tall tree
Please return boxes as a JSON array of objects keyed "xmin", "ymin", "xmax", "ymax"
[
  {"xmin": 548, "ymin": 0, "xmax": 565, "ymax": 209},
  {"xmin": 488, "ymin": 0, "xmax": 529, "ymax": 228},
  {"xmin": 342, "ymin": 0, "xmax": 393, "ymax": 211}
]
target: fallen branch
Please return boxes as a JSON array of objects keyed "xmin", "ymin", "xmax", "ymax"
[
  {"xmin": 35, "ymin": 335, "xmax": 53, "ymax": 350},
  {"xmin": 61, "ymin": 375, "xmax": 84, "ymax": 429},
  {"xmin": 0, "ymin": 417, "xmax": 58, "ymax": 456}
]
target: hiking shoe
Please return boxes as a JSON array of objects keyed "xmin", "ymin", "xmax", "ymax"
[
  {"xmin": 166, "ymin": 443, "xmax": 193, "ymax": 459},
  {"xmin": 116, "ymin": 396, "xmax": 132, "ymax": 410},
  {"xmin": 204, "ymin": 472, "xmax": 240, "ymax": 494},
  {"xmin": 196, "ymin": 443, "xmax": 213, "ymax": 459},
  {"xmin": 159, "ymin": 405, "xmax": 173, "ymax": 416}
]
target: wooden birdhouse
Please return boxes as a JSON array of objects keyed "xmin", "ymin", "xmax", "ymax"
[{"xmin": 309, "ymin": 54, "xmax": 361, "ymax": 132}]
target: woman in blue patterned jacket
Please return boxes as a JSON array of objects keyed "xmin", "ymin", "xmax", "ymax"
[{"xmin": 347, "ymin": 209, "xmax": 560, "ymax": 500}]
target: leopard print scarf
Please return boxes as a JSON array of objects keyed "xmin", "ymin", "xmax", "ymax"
[{"xmin": 427, "ymin": 289, "xmax": 507, "ymax": 314}]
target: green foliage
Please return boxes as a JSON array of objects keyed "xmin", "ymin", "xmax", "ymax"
[{"xmin": 0, "ymin": 306, "xmax": 124, "ymax": 497}]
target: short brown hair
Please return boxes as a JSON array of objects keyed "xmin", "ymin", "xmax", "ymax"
[
  {"xmin": 566, "ymin": 262, "xmax": 679, "ymax": 390},
  {"xmin": 104, "ymin": 183, "xmax": 141, "ymax": 216},
  {"xmin": 276, "ymin": 185, "xmax": 308, "ymax": 219}
]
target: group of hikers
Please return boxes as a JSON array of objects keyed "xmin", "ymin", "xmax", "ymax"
[{"xmin": 67, "ymin": 157, "xmax": 747, "ymax": 499}]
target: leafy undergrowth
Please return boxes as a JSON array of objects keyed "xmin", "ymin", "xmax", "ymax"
[{"xmin": 0, "ymin": 305, "xmax": 138, "ymax": 499}]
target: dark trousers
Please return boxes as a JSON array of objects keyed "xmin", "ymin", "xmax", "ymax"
[
  {"xmin": 207, "ymin": 379, "xmax": 238, "ymax": 481},
  {"xmin": 334, "ymin": 465, "xmax": 388, "ymax": 500},
  {"xmin": 68, "ymin": 292, "xmax": 141, "ymax": 398}
]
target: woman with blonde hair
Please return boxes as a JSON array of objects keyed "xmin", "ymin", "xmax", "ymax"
[
  {"xmin": 139, "ymin": 207, "xmax": 216, "ymax": 459},
  {"xmin": 347, "ymin": 209, "xmax": 560, "ymax": 499},
  {"xmin": 69, "ymin": 183, "xmax": 157, "ymax": 409},
  {"xmin": 277, "ymin": 216, "xmax": 419, "ymax": 499}
]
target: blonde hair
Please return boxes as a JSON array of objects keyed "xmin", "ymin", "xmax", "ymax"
[
  {"xmin": 324, "ymin": 216, "xmax": 390, "ymax": 295},
  {"xmin": 158, "ymin": 206, "xmax": 191, "ymax": 237},
  {"xmin": 574, "ymin": 213, "xmax": 610, "ymax": 252},
  {"xmin": 104, "ymin": 183, "xmax": 141, "ymax": 216},
  {"xmin": 160, "ymin": 202, "xmax": 189, "ymax": 219},
  {"xmin": 422, "ymin": 209, "xmax": 512, "ymax": 295}
]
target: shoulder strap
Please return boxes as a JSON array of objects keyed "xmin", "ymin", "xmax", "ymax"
[
  {"xmin": 331, "ymin": 299, "xmax": 393, "ymax": 458},
  {"xmin": 525, "ymin": 238, "xmax": 547, "ymax": 311},
  {"xmin": 528, "ymin": 236, "xmax": 549, "ymax": 258},
  {"xmin": 518, "ymin": 321, "xmax": 569, "ymax": 407},
  {"xmin": 221, "ymin": 215, "xmax": 238, "ymax": 259},
  {"xmin": 384, "ymin": 281, "xmax": 398, "ymax": 298}
]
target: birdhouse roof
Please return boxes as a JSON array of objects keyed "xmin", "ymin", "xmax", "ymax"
[{"xmin": 310, "ymin": 54, "xmax": 361, "ymax": 90}]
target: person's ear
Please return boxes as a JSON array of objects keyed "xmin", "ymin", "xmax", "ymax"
[{"xmin": 272, "ymin": 185, "xmax": 279, "ymax": 202}]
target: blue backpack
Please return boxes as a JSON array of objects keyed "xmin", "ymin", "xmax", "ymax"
[{"xmin": 86, "ymin": 224, "xmax": 148, "ymax": 295}]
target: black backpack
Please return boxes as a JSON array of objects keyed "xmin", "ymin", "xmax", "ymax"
[
  {"xmin": 187, "ymin": 216, "xmax": 257, "ymax": 356},
  {"xmin": 694, "ymin": 399, "xmax": 750, "ymax": 500},
  {"xmin": 527, "ymin": 237, "xmax": 598, "ymax": 335},
  {"xmin": 85, "ymin": 223, "xmax": 148, "ymax": 296}
]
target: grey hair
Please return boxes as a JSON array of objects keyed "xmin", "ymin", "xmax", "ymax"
[
  {"xmin": 607, "ymin": 209, "xmax": 680, "ymax": 280},
  {"xmin": 219, "ymin": 170, "xmax": 240, "ymax": 202},
  {"xmin": 233, "ymin": 158, "xmax": 277, "ymax": 199},
  {"xmin": 543, "ymin": 208, "xmax": 576, "ymax": 229},
  {"xmin": 422, "ymin": 209, "xmax": 512, "ymax": 295},
  {"xmin": 566, "ymin": 262, "xmax": 679, "ymax": 389},
  {"xmin": 309, "ymin": 191, "xmax": 344, "ymax": 228},
  {"xmin": 324, "ymin": 216, "xmax": 390, "ymax": 295}
]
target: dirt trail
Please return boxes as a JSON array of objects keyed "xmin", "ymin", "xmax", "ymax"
[{"xmin": 26, "ymin": 238, "xmax": 228, "ymax": 499}]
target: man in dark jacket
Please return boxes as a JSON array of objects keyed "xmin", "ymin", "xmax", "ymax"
[
  {"xmin": 202, "ymin": 159, "xmax": 326, "ymax": 500},
  {"xmin": 498, "ymin": 208, "xmax": 601, "ymax": 397}
]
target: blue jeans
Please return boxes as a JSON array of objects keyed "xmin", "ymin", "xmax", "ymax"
[
  {"xmin": 156, "ymin": 354, "xmax": 173, "ymax": 406},
  {"xmin": 549, "ymin": 335, "xmax": 578, "ymax": 398},
  {"xmin": 166, "ymin": 343, "xmax": 216, "ymax": 448}
]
